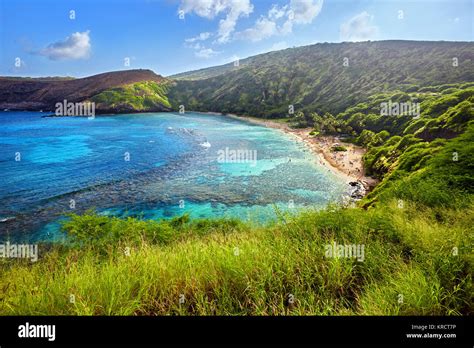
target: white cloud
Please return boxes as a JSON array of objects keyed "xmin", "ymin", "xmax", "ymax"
[
  {"xmin": 340, "ymin": 12, "xmax": 378, "ymax": 42},
  {"xmin": 180, "ymin": 0, "xmax": 253, "ymax": 44},
  {"xmin": 268, "ymin": 4, "xmax": 287, "ymax": 21},
  {"xmin": 38, "ymin": 31, "xmax": 91, "ymax": 60},
  {"xmin": 290, "ymin": 0, "xmax": 323, "ymax": 24},
  {"xmin": 216, "ymin": 0, "xmax": 254, "ymax": 43},
  {"xmin": 234, "ymin": 17, "xmax": 278, "ymax": 42},
  {"xmin": 279, "ymin": 0, "xmax": 323, "ymax": 35},
  {"xmin": 189, "ymin": 42, "xmax": 202, "ymax": 50},
  {"xmin": 195, "ymin": 47, "xmax": 220, "ymax": 59},
  {"xmin": 280, "ymin": 18, "xmax": 294, "ymax": 35},
  {"xmin": 180, "ymin": 0, "xmax": 226, "ymax": 19},
  {"xmin": 185, "ymin": 32, "xmax": 212, "ymax": 43},
  {"xmin": 235, "ymin": 0, "xmax": 323, "ymax": 42},
  {"xmin": 184, "ymin": 32, "xmax": 215, "ymax": 57},
  {"xmin": 182, "ymin": 0, "xmax": 323, "ymax": 55}
]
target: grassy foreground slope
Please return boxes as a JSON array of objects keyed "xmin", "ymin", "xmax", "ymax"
[
  {"xmin": 0, "ymin": 199, "xmax": 471, "ymax": 315},
  {"xmin": 0, "ymin": 88, "xmax": 472, "ymax": 315}
]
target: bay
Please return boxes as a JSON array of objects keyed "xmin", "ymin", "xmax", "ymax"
[{"xmin": 0, "ymin": 111, "xmax": 348, "ymax": 242}]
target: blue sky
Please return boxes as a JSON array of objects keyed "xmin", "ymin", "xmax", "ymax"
[{"xmin": 0, "ymin": 0, "xmax": 472, "ymax": 77}]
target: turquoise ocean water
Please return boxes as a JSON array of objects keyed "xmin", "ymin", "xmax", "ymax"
[{"xmin": 0, "ymin": 111, "xmax": 348, "ymax": 242}]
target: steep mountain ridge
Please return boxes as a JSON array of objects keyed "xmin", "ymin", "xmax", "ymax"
[
  {"xmin": 1, "ymin": 41, "xmax": 473, "ymax": 116},
  {"xmin": 168, "ymin": 40, "xmax": 474, "ymax": 117},
  {"xmin": 0, "ymin": 69, "xmax": 168, "ymax": 112}
]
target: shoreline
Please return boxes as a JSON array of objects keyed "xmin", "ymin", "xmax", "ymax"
[
  {"xmin": 13, "ymin": 109, "xmax": 378, "ymax": 193},
  {"xmin": 223, "ymin": 113, "xmax": 379, "ymax": 192}
]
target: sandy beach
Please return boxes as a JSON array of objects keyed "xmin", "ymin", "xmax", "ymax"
[{"xmin": 225, "ymin": 113, "xmax": 378, "ymax": 190}]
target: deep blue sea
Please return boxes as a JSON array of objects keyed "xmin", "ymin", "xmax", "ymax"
[{"xmin": 0, "ymin": 111, "xmax": 348, "ymax": 242}]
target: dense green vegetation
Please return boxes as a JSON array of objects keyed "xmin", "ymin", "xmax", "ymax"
[
  {"xmin": 338, "ymin": 84, "xmax": 474, "ymax": 206},
  {"xmin": 0, "ymin": 185, "xmax": 471, "ymax": 315},
  {"xmin": 168, "ymin": 41, "xmax": 474, "ymax": 117},
  {"xmin": 90, "ymin": 81, "xmax": 171, "ymax": 112},
  {"xmin": 1, "ymin": 41, "xmax": 472, "ymax": 316},
  {"xmin": 279, "ymin": 83, "xmax": 473, "ymax": 189},
  {"xmin": 0, "ymin": 79, "xmax": 472, "ymax": 315}
]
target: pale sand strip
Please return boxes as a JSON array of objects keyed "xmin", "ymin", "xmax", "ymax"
[{"xmin": 222, "ymin": 113, "xmax": 379, "ymax": 190}]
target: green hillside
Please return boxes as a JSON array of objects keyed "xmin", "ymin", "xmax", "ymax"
[
  {"xmin": 169, "ymin": 61, "xmax": 247, "ymax": 81},
  {"xmin": 168, "ymin": 41, "xmax": 474, "ymax": 117},
  {"xmin": 291, "ymin": 82, "xmax": 474, "ymax": 208},
  {"xmin": 90, "ymin": 81, "xmax": 171, "ymax": 113},
  {"xmin": 1, "ymin": 82, "xmax": 472, "ymax": 315}
]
